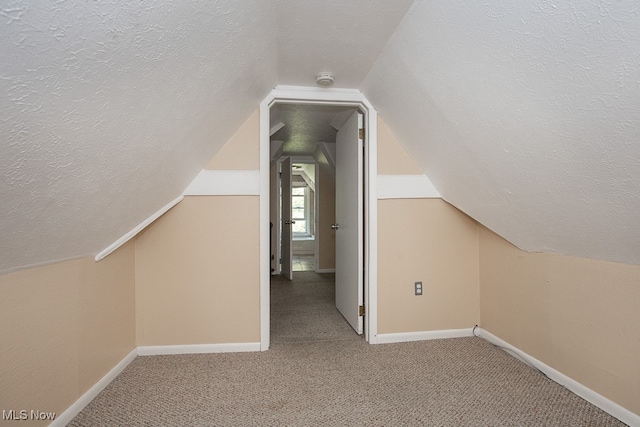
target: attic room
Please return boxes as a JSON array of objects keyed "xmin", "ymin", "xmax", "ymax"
[{"xmin": 1, "ymin": 1, "xmax": 639, "ymax": 425}]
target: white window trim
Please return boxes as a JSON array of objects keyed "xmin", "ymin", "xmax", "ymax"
[{"xmin": 292, "ymin": 183, "xmax": 312, "ymax": 238}]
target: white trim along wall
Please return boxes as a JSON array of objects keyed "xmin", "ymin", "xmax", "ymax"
[
  {"xmin": 377, "ymin": 174, "xmax": 441, "ymax": 199},
  {"xmin": 95, "ymin": 169, "xmax": 262, "ymax": 262},
  {"xmin": 183, "ymin": 170, "xmax": 260, "ymax": 196},
  {"xmin": 95, "ymin": 195, "xmax": 184, "ymax": 262}
]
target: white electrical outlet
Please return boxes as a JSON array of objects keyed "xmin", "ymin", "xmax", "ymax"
[{"xmin": 415, "ymin": 281, "xmax": 423, "ymax": 296}]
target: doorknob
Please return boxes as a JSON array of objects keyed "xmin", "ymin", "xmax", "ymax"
[
  {"xmin": 285, "ymin": 220, "xmax": 296, "ymax": 225},
  {"xmin": 331, "ymin": 223, "xmax": 339, "ymax": 230}
]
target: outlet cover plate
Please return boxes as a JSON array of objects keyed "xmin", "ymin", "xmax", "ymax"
[{"xmin": 415, "ymin": 281, "xmax": 423, "ymax": 296}]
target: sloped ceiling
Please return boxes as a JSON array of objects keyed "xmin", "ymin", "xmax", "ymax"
[
  {"xmin": 2, "ymin": 0, "xmax": 639, "ymax": 273},
  {"xmin": 362, "ymin": 1, "xmax": 640, "ymax": 265},
  {"xmin": 270, "ymin": 104, "xmax": 355, "ymax": 155},
  {"xmin": 0, "ymin": 0, "xmax": 278, "ymax": 273},
  {"xmin": 276, "ymin": 0, "xmax": 415, "ymax": 88}
]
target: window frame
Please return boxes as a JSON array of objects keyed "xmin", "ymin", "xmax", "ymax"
[{"xmin": 291, "ymin": 183, "xmax": 312, "ymax": 238}]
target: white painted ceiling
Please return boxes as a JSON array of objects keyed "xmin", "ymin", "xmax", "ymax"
[
  {"xmin": 276, "ymin": 0, "xmax": 415, "ymax": 88},
  {"xmin": 362, "ymin": 1, "xmax": 640, "ymax": 265},
  {"xmin": 0, "ymin": 0, "xmax": 278, "ymax": 273},
  {"xmin": 2, "ymin": 0, "xmax": 639, "ymax": 273}
]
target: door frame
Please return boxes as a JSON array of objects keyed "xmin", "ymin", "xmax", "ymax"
[
  {"xmin": 259, "ymin": 86, "xmax": 379, "ymax": 349},
  {"xmin": 273, "ymin": 155, "xmax": 319, "ymax": 277}
]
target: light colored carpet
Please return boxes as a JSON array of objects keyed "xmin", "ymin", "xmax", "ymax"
[
  {"xmin": 69, "ymin": 272, "xmax": 626, "ymax": 426},
  {"xmin": 270, "ymin": 272, "xmax": 359, "ymax": 344}
]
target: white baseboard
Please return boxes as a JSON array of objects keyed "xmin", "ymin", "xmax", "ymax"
[
  {"xmin": 137, "ymin": 342, "xmax": 261, "ymax": 356},
  {"xmin": 51, "ymin": 348, "xmax": 137, "ymax": 427},
  {"xmin": 477, "ymin": 328, "xmax": 639, "ymax": 427},
  {"xmin": 314, "ymin": 268, "xmax": 335, "ymax": 273},
  {"xmin": 50, "ymin": 332, "xmax": 639, "ymax": 427},
  {"xmin": 376, "ymin": 328, "xmax": 474, "ymax": 344}
]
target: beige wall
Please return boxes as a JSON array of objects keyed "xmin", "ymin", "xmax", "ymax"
[
  {"xmin": 317, "ymin": 165, "xmax": 336, "ymax": 270},
  {"xmin": 135, "ymin": 196, "xmax": 260, "ymax": 345},
  {"xmin": 375, "ymin": 114, "xmax": 640, "ymax": 417},
  {"xmin": 206, "ymin": 109, "xmax": 259, "ymax": 170},
  {"xmin": 377, "ymin": 199, "xmax": 480, "ymax": 333},
  {"xmin": 377, "ymin": 117, "xmax": 422, "ymax": 175},
  {"xmin": 0, "ymin": 109, "xmax": 261, "ymax": 421},
  {"xmin": 376, "ymin": 117, "xmax": 479, "ymax": 334},
  {"xmin": 135, "ymin": 106, "xmax": 261, "ymax": 346},
  {"xmin": 0, "ymin": 242, "xmax": 135, "ymax": 426},
  {"xmin": 479, "ymin": 226, "xmax": 640, "ymax": 415}
]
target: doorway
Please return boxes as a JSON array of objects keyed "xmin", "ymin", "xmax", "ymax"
[
  {"xmin": 271, "ymin": 105, "xmax": 363, "ymax": 338},
  {"xmin": 259, "ymin": 87, "xmax": 379, "ymax": 349},
  {"xmin": 272, "ymin": 156, "xmax": 320, "ymax": 278},
  {"xmin": 290, "ymin": 161, "xmax": 316, "ymax": 272}
]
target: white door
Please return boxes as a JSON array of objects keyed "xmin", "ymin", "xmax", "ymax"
[
  {"xmin": 335, "ymin": 111, "xmax": 364, "ymax": 334},
  {"xmin": 281, "ymin": 157, "xmax": 293, "ymax": 280}
]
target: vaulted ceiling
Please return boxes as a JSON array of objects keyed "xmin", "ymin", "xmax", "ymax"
[
  {"xmin": 1, "ymin": 0, "xmax": 638, "ymax": 273},
  {"xmin": 362, "ymin": 1, "xmax": 640, "ymax": 265}
]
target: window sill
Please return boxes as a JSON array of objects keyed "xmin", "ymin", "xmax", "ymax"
[{"xmin": 293, "ymin": 235, "xmax": 315, "ymax": 241}]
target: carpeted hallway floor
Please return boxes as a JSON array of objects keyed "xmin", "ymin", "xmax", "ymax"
[
  {"xmin": 270, "ymin": 271, "xmax": 360, "ymax": 345},
  {"xmin": 69, "ymin": 272, "xmax": 626, "ymax": 426}
]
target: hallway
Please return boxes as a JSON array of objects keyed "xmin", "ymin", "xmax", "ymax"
[{"xmin": 270, "ymin": 271, "xmax": 360, "ymax": 346}]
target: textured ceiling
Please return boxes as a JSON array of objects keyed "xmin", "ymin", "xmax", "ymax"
[
  {"xmin": 270, "ymin": 104, "xmax": 355, "ymax": 156},
  {"xmin": 276, "ymin": 0, "xmax": 415, "ymax": 88},
  {"xmin": 0, "ymin": 0, "xmax": 278, "ymax": 273},
  {"xmin": 361, "ymin": 0, "xmax": 640, "ymax": 264},
  {"xmin": 2, "ymin": 0, "xmax": 639, "ymax": 274}
]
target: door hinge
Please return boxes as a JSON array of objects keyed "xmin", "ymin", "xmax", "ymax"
[
  {"xmin": 358, "ymin": 128, "xmax": 365, "ymax": 140},
  {"xmin": 359, "ymin": 305, "xmax": 365, "ymax": 317}
]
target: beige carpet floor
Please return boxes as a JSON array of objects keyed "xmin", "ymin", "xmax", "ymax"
[
  {"xmin": 270, "ymin": 271, "xmax": 359, "ymax": 345},
  {"xmin": 69, "ymin": 272, "xmax": 626, "ymax": 426}
]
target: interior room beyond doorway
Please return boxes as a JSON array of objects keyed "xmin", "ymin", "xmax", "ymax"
[
  {"xmin": 291, "ymin": 162, "xmax": 315, "ymax": 271},
  {"xmin": 270, "ymin": 103, "xmax": 357, "ymax": 277}
]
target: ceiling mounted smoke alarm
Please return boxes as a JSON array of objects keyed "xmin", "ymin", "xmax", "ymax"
[{"xmin": 316, "ymin": 72, "xmax": 335, "ymax": 87}]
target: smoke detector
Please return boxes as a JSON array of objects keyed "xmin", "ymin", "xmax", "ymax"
[{"xmin": 316, "ymin": 72, "xmax": 335, "ymax": 87}]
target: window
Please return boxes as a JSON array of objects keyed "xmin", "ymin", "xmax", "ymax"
[{"xmin": 291, "ymin": 185, "xmax": 309, "ymax": 236}]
